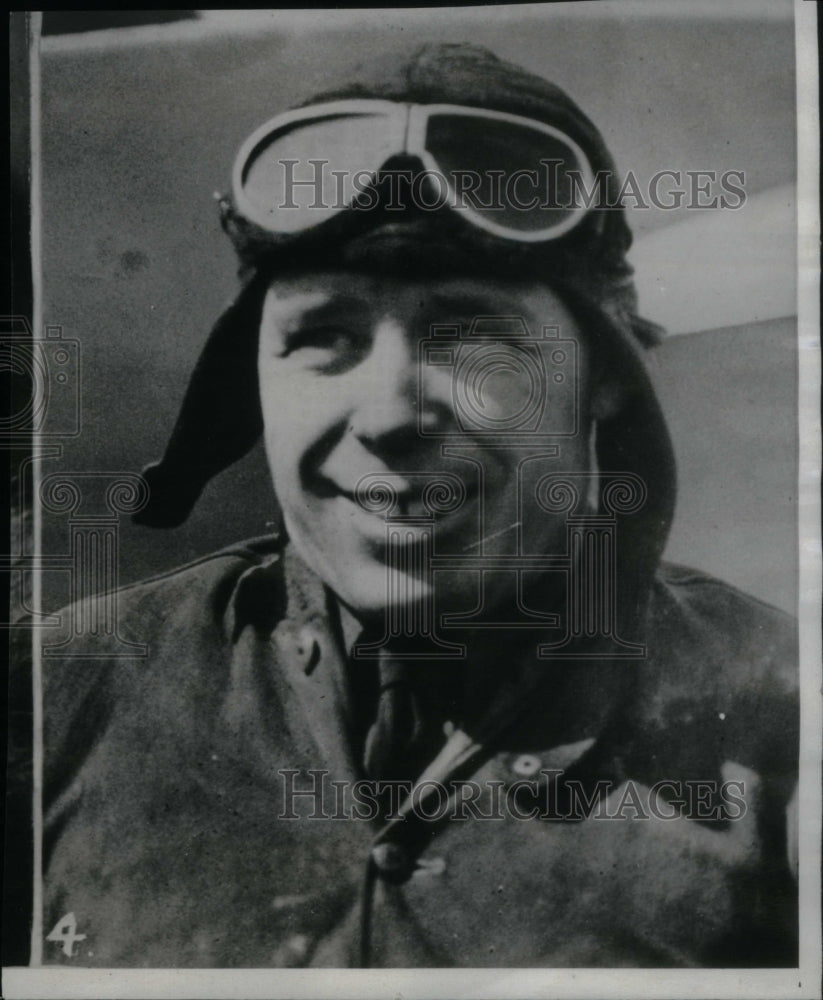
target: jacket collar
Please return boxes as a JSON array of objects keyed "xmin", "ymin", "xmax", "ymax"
[{"xmin": 227, "ymin": 537, "xmax": 630, "ymax": 763}]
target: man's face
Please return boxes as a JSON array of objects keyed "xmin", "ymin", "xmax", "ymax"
[{"xmin": 258, "ymin": 270, "xmax": 594, "ymax": 618}]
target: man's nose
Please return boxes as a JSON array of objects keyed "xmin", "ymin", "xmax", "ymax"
[{"xmin": 347, "ymin": 320, "xmax": 422, "ymax": 445}]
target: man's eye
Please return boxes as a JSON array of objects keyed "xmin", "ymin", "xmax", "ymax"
[
  {"xmin": 283, "ymin": 327, "xmax": 367, "ymax": 371},
  {"xmin": 288, "ymin": 326, "xmax": 348, "ymax": 350}
]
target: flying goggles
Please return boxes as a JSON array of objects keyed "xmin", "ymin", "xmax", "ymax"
[{"xmin": 232, "ymin": 100, "xmax": 597, "ymax": 243}]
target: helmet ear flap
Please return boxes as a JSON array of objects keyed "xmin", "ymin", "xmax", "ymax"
[
  {"xmin": 545, "ymin": 284, "xmax": 676, "ymax": 634},
  {"xmin": 589, "ymin": 379, "xmax": 625, "ymax": 424},
  {"xmin": 132, "ymin": 274, "xmax": 268, "ymax": 528},
  {"xmin": 593, "ymin": 330, "xmax": 676, "ymax": 636}
]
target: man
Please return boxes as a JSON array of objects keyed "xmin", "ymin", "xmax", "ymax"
[{"xmin": 41, "ymin": 43, "xmax": 797, "ymax": 967}]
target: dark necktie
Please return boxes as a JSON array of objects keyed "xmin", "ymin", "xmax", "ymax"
[{"xmin": 359, "ymin": 650, "xmax": 461, "ymax": 783}]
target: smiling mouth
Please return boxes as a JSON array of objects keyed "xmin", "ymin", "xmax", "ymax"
[{"xmin": 336, "ymin": 484, "xmax": 477, "ymax": 520}]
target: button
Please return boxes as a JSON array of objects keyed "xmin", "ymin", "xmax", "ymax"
[
  {"xmin": 371, "ymin": 842, "xmax": 414, "ymax": 883},
  {"xmin": 271, "ymin": 894, "xmax": 310, "ymax": 911},
  {"xmin": 512, "ymin": 754, "xmax": 542, "ymax": 777},
  {"xmin": 296, "ymin": 628, "xmax": 321, "ymax": 675},
  {"xmin": 271, "ymin": 932, "xmax": 310, "ymax": 967},
  {"xmin": 414, "ymin": 856, "xmax": 447, "ymax": 877}
]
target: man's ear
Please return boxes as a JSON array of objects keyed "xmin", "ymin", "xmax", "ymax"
[{"xmin": 589, "ymin": 376, "xmax": 626, "ymax": 423}]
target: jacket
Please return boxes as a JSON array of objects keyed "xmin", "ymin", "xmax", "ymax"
[{"xmin": 41, "ymin": 534, "xmax": 798, "ymax": 968}]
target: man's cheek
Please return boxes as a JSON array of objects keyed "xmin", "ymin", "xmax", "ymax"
[{"xmin": 262, "ymin": 436, "xmax": 298, "ymax": 502}]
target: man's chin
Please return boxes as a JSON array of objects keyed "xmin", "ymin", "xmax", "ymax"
[
  {"xmin": 332, "ymin": 569, "xmax": 435, "ymax": 623},
  {"xmin": 285, "ymin": 521, "xmax": 479, "ymax": 625}
]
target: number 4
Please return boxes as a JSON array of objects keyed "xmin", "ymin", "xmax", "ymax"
[{"xmin": 46, "ymin": 912, "xmax": 87, "ymax": 957}]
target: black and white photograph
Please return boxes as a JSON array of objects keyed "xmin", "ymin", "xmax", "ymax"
[{"xmin": 3, "ymin": 4, "xmax": 821, "ymax": 998}]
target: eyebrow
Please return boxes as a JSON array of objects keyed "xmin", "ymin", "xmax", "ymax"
[{"xmin": 278, "ymin": 295, "xmax": 369, "ymax": 325}]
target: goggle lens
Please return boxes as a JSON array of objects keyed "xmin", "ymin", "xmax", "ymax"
[
  {"xmin": 241, "ymin": 111, "xmax": 403, "ymax": 232},
  {"xmin": 425, "ymin": 113, "xmax": 586, "ymax": 234}
]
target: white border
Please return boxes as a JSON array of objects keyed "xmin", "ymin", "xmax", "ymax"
[
  {"xmin": 794, "ymin": 0, "xmax": 822, "ymax": 989},
  {"xmin": 0, "ymin": 967, "xmax": 818, "ymax": 1000}
]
